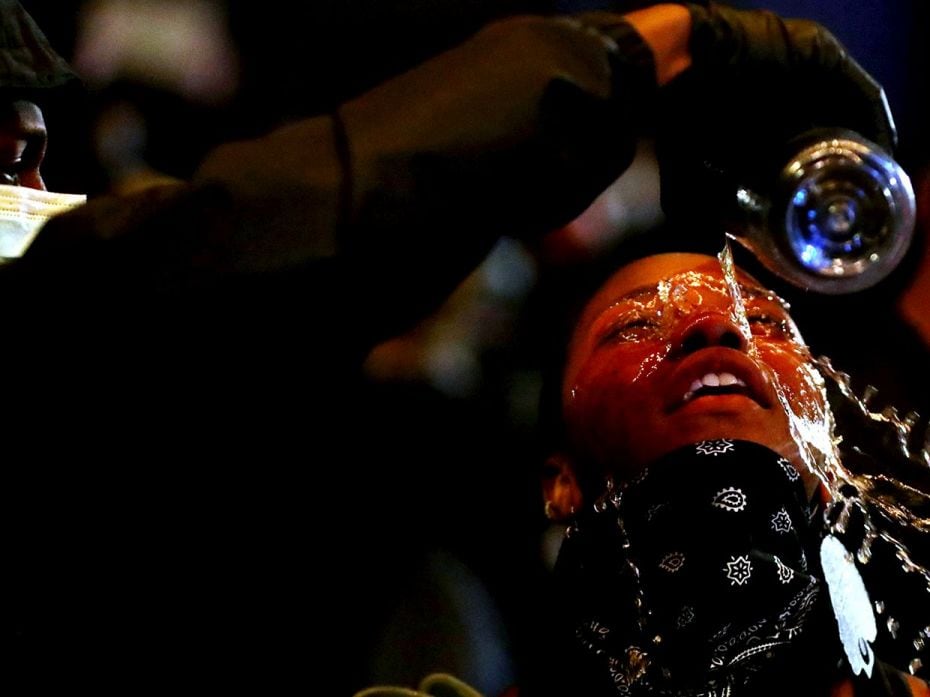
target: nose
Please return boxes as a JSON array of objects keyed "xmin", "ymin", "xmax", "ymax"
[{"xmin": 672, "ymin": 311, "xmax": 749, "ymax": 356}]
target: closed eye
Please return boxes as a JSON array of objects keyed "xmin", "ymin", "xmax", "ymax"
[
  {"xmin": 599, "ymin": 317, "xmax": 661, "ymax": 344},
  {"xmin": 747, "ymin": 313, "xmax": 791, "ymax": 339}
]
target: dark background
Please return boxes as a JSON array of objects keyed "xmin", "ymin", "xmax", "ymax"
[
  {"xmin": 13, "ymin": 1, "xmax": 930, "ymax": 693},
  {"xmin": 22, "ymin": 0, "xmax": 930, "ymax": 185}
]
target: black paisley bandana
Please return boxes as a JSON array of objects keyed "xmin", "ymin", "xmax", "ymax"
[{"xmin": 555, "ymin": 440, "xmax": 841, "ymax": 696}]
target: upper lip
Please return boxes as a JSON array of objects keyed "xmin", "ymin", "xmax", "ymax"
[{"xmin": 663, "ymin": 349, "xmax": 774, "ymax": 412}]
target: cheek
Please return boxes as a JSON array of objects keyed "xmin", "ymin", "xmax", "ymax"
[
  {"xmin": 757, "ymin": 344, "xmax": 827, "ymax": 422},
  {"xmin": 19, "ymin": 166, "xmax": 45, "ymax": 191},
  {"xmin": 563, "ymin": 344, "xmax": 667, "ymax": 456}
]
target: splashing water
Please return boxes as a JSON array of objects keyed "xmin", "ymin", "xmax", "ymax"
[
  {"xmin": 815, "ymin": 356, "xmax": 930, "ymax": 674},
  {"xmin": 717, "ymin": 242, "xmax": 755, "ymax": 351},
  {"xmin": 718, "ymin": 242, "xmax": 930, "ymax": 526},
  {"xmin": 812, "ymin": 354, "xmax": 930, "ymax": 535},
  {"xmin": 718, "ymin": 242, "xmax": 930, "ymax": 675},
  {"xmin": 718, "ymin": 242, "xmax": 839, "ymax": 482},
  {"xmin": 814, "ymin": 356, "xmax": 930, "ymax": 475}
]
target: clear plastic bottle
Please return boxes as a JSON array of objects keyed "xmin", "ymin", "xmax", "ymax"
[{"xmin": 730, "ymin": 130, "xmax": 915, "ymax": 294}]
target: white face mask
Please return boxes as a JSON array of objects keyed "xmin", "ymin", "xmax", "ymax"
[{"xmin": 0, "ymin": 184, "xmax": 87, "ymax": 260}]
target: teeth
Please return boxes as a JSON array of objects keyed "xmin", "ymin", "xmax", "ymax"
[
  {"xmin": 719, "ymin": 372, "xmax": 739, "ymax": 386},
  {"xmin": 683, "ymin": 372, "xmax": 748, "ymax": 402}
]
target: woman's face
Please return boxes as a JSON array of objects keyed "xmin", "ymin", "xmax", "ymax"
[{"xmin": 562, "ymin": 253, "xmax": 829, "ymax": 495}]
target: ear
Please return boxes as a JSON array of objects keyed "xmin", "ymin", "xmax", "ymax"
[{"xmin": 542, "ymin": 452, "xmax": 584, "ymax": 523}]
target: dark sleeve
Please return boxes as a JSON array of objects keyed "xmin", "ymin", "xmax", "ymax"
[
  {"xmin": 14, "ymin": 15, "xmax": 656, "ymax": 356},
  {"xmin": 3, "ymin": 16, "xmax": 659, "ymax": 690},
  {"xmin": 171, "ymin": 16, "xmax": 658, "ymax": 346}
]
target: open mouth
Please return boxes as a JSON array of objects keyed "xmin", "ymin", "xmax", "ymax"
[
  {"xmin": 666, "ymin": 352, "xmax": 773, "ymax": 412},
  {"xmin": 683, "ymin": 372, "xmax": 749, "ymax": 403}
]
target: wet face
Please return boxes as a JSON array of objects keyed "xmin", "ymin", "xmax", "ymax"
[
  {"xmin": 0, "ymin": 99, "xmax": 48, "ymax": 190},
  {"xmin": 563, "ymin": 253, "xmax": 829, "ymax": 496}
]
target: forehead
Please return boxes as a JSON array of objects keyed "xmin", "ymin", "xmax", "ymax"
[
  {"xmin": 0, "ymin": 99, "xmax": 45, "ymax": 130},
  {"xmin": 577, "ymin": 253, "xmax": 776, "ymax": 329},
  {"xmin": 0, "ymin": 99, "xmax": 46, "ymax": 154}
]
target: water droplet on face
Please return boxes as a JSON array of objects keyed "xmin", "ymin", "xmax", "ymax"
[{"xmin": 715, "ymin": 246, "xmax": 838, "ymax": 489}]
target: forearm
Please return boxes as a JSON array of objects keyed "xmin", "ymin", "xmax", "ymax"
[
  {"xmin": 15, "ymin": 9, "xmax": 668, "ymax": 351},
  {"xmin": 193, "ymin": 116, "xmax": 345, "ymax": 272},
  {"xmin": 193, "ymin": 12, "xmax": 664, "ymax": 338},
  {"xmin": 193, "ymin": 6, "xmax": 685, "ymax": 259}
]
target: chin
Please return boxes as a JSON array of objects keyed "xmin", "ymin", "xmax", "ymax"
[
  {"xmin": 667, "ymin": 412, "xmax": 782, "ymax": 447},
  {"xmin": 622, "ymin": 420, "xmax": 795, "ymax": 474}
]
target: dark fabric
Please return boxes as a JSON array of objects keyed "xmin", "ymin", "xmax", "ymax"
[
  {"xmin": 11, "ymin": 13, "xmax": 660, "ymax": 347},
  {"xmin": 820, "ymin": 470, "xmax": 930, "ymax": 684},
  {"xmin": 554, "ymin": 440, "xmax": 841, "ymax": 696},
  {"xmin": 686, "ymin": 1, "xmax": 894, "ymax": 149},
  {"xmin": 1, "ymin": 11, "xmax": 659, "ymax": 694},
  {"xmin": 0, "ymin": 0, "xmax": 78, "ymax": 96}
]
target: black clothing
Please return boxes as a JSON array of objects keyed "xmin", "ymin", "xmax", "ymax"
[
  {"xmin": 2, "ymin": 9, "xmax": 657, "ymax": 694},
  {"xmin": 544, "ymin": 442, "xmax": 929, "ymax": 696},
  {"xmin": 3, "ymin": 3, "xmax": 924, "ymax": 693},
  {"xmin": 553, "ymin": 441, "xmax": 840, "ymax": 696},
  {"xmin": 0, "ymin": 0, "xmax": 78, "ymax": 96}
]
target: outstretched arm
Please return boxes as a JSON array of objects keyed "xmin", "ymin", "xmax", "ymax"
[
  {"xmin": 6, "ymin": 4, "xmax": 893, "ymax": 355},
  {"xmin": 13, "ymin": 8, "xmax": 673, "ymax": 349}
]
